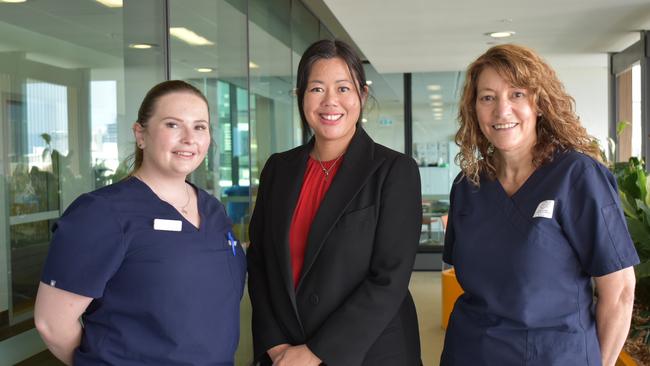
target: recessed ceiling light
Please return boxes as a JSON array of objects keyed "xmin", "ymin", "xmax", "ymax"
[
  {"xmin": 431, "ymin": 101, "xmax": 443, "ymax": 107},
  {"xmin": 427, "ymin": 84, "xmax": 441, "ymax": 91},
  {"xmin": 128, "ymin": 43, "xmax": 154, "ymax": 49},
  {"xmin": 432, "ymin": 108, "xmax": 443, "ymax": 113},
  {"xmin": 486, "ymin": 31, "xmax": 515, "ymax": 38},
  {"xmin": 361, "ymin": 118, "xmax": 368, "ymax": 123},
  {"xmin": 435, "ymin": 116, "xmax": 442, "ymax": 120},
  {"xmin": 196, "ymin": 68, "xmax": 213, "ymax": 73},
  {"xmin": 96, "ymin": 0, "xmax": 122, "ymax": 7},
  {"xmin": 1, "ymin": 0, "xmax": 27, "ymax": 3},
  {"xmin": 366, "ymin": 80, "xmax": 373, "ymax": 85},
  {"xmin": 249, "ymin": 61, "xmax": 259, "ymax": 69},
  {"xmin": 429, "ymin": 94, "xmax": 442, "ymax": 100},
  {"xmin": 170, "ymin": 27, "xmax": 214, "ymax": 46}
]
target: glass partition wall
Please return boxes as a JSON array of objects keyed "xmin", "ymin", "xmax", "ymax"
[
  {"xmin": 362, "ymin": 66, "xmax": 405, "ymax": 153},
  {"xmin": 0, "ymin": 2, "xmax": 166, "ymax": 360},
  {"xmin": 410, "ymin": 72, "xmax": 464, "ymax": 269}
]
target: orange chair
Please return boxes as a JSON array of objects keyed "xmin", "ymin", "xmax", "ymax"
[
  {"xmin": 441, "ymin": 268, "xmax": 464, "ymax": 330},
  {"xmin": 616, "ymin": 351, "xmax": 637, "ymax": 366},
  {"xmin": 439, "ymin": 214, "xmax": 463, "ymax": 330}
]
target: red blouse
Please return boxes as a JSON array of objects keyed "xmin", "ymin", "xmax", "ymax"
[{"xmin": 289, "ymin": 155, "xmax": 343, "ymax": 289}]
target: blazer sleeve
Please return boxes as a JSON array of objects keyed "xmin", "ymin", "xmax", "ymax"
[
  {"xmin": 305, "ymin": 155, "xmax": 422, "ymax": 365},
  {"xmin": 247, "ymin": 155, "xmax": 290, "ymax": 361}
]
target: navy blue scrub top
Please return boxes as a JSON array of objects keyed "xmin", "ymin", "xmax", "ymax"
[
  {"xmin": 42, "ymin": 177, "xmax": 246, "ymax": 366},
  {"xmin": 441, "ymin": 151, "xmax": 639, "ymax": 366}
]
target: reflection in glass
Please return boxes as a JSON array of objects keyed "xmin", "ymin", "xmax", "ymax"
[
  {"xmin": 249, "ymin": 0, "xmax": 296, "ymax": 186},
  {"xmin": 362, "ymin": 65, "xmax": 405, "ymax": 152},
  {"xmin": 0, "ymin": 0, "xmax": 165, "ymax": 343},
  {"xmin": 411, "ymin": 72, "xmax": 463, "ymax": 196},
  {"xmin": 169, "ymin": 0, "xmax": 250, "ymax": 235},
  {"xmin": 291, "ymin": 1, "xmax": 319, "ymax": 143},
  {"xmin": 411, "ymin": 72, "xmax": 463, "ymax": 260}
]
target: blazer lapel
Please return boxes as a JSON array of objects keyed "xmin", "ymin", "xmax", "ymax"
[
  {"xmin": 298, "ymin": 128, "xmax": 384, "ymax": 291},
  {"xmin": 270, "ymin": 145, "xmax": 310, "ymax": 327}
]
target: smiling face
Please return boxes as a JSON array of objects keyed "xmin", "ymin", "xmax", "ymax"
[
  {"xmin": 303, "ymin": 57, "xmax": 366, "ymax": 148},
  {"xmin": 475, "ymin": 67, "xmax": 538, "ymax": 156},
  {"xmin": 134, "ymin": 91, "xmax": 210, "ymax": 179}
]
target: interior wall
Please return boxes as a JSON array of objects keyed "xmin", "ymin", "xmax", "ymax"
[{"xmin": 548, "ymin": 55, "xmax": 610, "ymax": 148}]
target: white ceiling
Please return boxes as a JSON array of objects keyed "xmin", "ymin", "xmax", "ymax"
[{"xmin": 321, "ymin": 0, "xmax": 650, "ymax": 73}]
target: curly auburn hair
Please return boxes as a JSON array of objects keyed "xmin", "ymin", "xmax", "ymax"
[{"xmin": 455, "ymin": 44, "xmax": 601, "ymax": 186}]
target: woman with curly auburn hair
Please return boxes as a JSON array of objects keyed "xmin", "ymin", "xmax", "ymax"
[
  {"xmin": 455, "ymin": 43, "xmax": 602, "ymax": 185},
  {"xmin": 441, "ymin": 44, "xmax": 639, "ymax": 366}
]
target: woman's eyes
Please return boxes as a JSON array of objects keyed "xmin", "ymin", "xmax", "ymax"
[
  {"xmin": 165, "ymin": 121, "xmax": 208, "ymax": 131},
  {"xmin": 478, "ymin": 91, "xmax": 526, "ymax": 102},
  {"xmin": 308, "ymin": 86, "xmax": 352, "ymax": 93}
]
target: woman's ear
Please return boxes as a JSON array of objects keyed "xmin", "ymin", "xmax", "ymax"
[
  {"xmin": 133, "ymin": 122, "xmax": 145, "ymax": 148},
  {"xmin": 361, "ymin": 85, "xmax": 369, "ymax": 107}
]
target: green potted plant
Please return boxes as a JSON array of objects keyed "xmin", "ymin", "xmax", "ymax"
[{"xmin": 612, "ymin": 156, "xmax": 650, "ymax": 364}]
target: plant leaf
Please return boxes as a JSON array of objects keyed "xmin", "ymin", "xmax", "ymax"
[
  {"xmin": 616, "ymin": 120, "xmax": 630, "ymax": 136},
  {"xmin": 636, "ymin": 199, "xmax": 650, "ymax": 224},
  {"xmin": 620, "ymin": 192, "xmax": 638, "ymax": 217},
  {"xmin": 635, "ymin": 260, "xmax": 650, "ymax": 279}
]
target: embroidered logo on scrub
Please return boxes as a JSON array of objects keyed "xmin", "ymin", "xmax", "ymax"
[{"xmin": 533, "ymin": 200, "xmax": 555, "ymax": 219}]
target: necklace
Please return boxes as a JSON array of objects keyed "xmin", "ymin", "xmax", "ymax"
[
  {"xmin": 314, "ymin": 150, "xmax": 343, "ymax": 180},
  {"xmin": 177, "ymin": 183, "xmax": 191, "ymax": 214},
  {"xmin": 135, "ymin": 174, "xmax": 191, "ymax": 214}
]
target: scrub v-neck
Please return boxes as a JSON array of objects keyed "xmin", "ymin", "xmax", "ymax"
[{"xmin": 130, "ymin": 176, "xmax": 203, "ymax": 231}]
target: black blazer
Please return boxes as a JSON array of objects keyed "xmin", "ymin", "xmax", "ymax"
[{"xmin": 247, "ymin": 128, "xmax": 422, "ymax": 366}]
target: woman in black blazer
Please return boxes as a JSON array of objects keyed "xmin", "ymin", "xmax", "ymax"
[{"xmin": 247, "ymin": 39, "xmax": 422, "ymax": 366}]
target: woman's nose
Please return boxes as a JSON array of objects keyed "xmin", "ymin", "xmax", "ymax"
[
  {"xmin": 495, "ymin": 98, "xmax": 512, "ymax": 118},
  {"xmin": 180, "ymin": 125, "xmax": 196, "ymax": 144},
  {"xmin": 322, "ymin": 88, "xmax": 339, "ymax": 106}
]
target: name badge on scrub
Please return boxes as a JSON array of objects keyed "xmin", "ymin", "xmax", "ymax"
[
  {"xmin": 153, "ymin": 218, "xmax": 183, "ymax": 232},
  {"xmin": 533, "ymin": 200, "xmax": 555, "ymax": 219}
]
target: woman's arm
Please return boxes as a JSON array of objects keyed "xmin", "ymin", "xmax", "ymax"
[
  {"xmin": 594, "ymin": 266, "xmax": 636, "ymax": 366},
  {"xmin": 34, "ymin": 282, "xmax": 93, "ymax": 365}
]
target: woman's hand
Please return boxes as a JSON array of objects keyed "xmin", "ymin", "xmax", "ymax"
[
  {"xmin": 594, "ymin": 266, "xmax": 636, "ymax": 366},
  {"xmin": 267, "ymin": 343, "xmax": 290, "ymax": 363},
  {"xmin": 273, "ymin": 344, "xmax": 321, "ymax": 366},
  {"xmin": 34, "ymin": 282, "xmax": 93, "ymax": 365}
]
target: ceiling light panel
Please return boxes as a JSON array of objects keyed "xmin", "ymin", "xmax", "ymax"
[
  {"xmin": 487, "ymin": 31, "xmax": 515, "ymax": 38},
  {"xmin": 170, "ymin": 27, "xmax": 214, "ymax": 46},
  {"xmin": 96, "ymin": 0, "xmax": 122, "ymax": 7}
]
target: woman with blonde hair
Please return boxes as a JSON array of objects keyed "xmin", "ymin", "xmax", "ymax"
[
  {"xmin": 34, "ymin": 80, "xmax": 246, "ymax": 365},
  {"xmin": 441, "ymin": 44, "xmax": 638, "ymax": 366}
]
